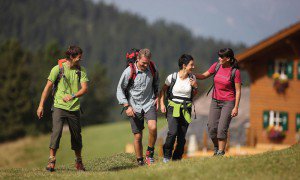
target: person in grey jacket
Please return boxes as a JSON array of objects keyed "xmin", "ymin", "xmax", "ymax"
[{"xmin": 116, "ymin": 48, "xmax": 159, "ymax": 166}]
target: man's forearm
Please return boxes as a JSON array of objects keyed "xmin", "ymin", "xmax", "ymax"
[
  {"xmin": 38, "ymin": 87, "xmax": 51, "ymax": 108},
  {"xmin": 74, "ymin": 87, "xmax": 88, "ymax": 98}
]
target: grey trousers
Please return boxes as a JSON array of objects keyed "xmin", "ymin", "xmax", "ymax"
[
  {"xmin": 207, "ymin": 99, "xmax": 235, "ymax": 140},
  {"xmin": 49, "ymin": 107, "xmax": 82, "ymax": 150}
]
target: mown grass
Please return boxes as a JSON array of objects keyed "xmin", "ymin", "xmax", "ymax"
[
  {"xmin": 0, "ymin": 144, "xmax": 299, "ymax": 179},
  {"xmin": 1, "ymin": 119, "xmax": 299, "ymax": 179},
  {"xmin": 0, "ymin": 118, "xmax": 168, "ymax": 168}
]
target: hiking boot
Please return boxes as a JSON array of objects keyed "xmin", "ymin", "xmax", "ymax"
[
  {"xmin": 75, "ymin": 158, "xmax": 86, "ymax": 171},
  {"xmin": 163, "ymin": 157, "xmax": 170, "ymax": 163},
  {"xmin": 46, "ymin": 156, "xmax": 56, "ymax": 172},
  {"xmin": 137, "ymin": 159, "xmax": 145, "ymax": 166},
  {"xmin": 145, "ymin": 150, "xmax": 155, "ymax": 165},
  {"xmin": 213, "ymin": 147, "xmax": 219, "ymax": 156},
  {"xmin": 216, "ymin": 150, "xmax": 225, "ymax": 156}
]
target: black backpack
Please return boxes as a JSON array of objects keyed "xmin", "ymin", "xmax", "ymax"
[
  {"xmin": 166, "ymin": 72, "xmax": 195, "ymax": 102},
  {"xmin": 165, "ymin": 72, "xmax": 197, "ymax": 119}
]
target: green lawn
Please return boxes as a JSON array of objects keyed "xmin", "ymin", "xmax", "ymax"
[
  {"xmin": 0, "ymin": 144, "xmax": 299, "ymax": 179},
  {"xmin": 1, "ymin": 120, "xmax": 299, "ymax": 179},
  {"xmin": 0, "ymin": 118, "xmax": 167, "ymax": 168}
]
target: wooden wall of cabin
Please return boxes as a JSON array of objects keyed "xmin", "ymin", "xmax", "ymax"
[{"xmin": 241, "ymin": 41, "xmax": 300, "ymax": 146}]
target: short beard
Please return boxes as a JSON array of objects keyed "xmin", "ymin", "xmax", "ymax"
[{"xmin": 70, "ymin": 60, "xmax": 80, "ymax": 68}]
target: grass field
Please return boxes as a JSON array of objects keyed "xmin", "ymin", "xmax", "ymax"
[
  {"xmin": 0, "ymin": 144, "xmax": 299, "ymax": 179},
  {"xmin": 0, "ymin": 118, "xmax": 168, "ymax": 168},
  {"xmin": 0, "ymin": 120, "xmax": 299, "ymax": 179}
]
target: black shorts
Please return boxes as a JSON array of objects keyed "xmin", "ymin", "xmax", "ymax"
[{"xmin": 129, "ymin": 106, "xmax": 157, "ymax": 134}]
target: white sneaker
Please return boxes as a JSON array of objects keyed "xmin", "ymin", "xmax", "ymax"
[{"xmin": 163, "ymin": 158, "xmax": 170, "ymax": 163}]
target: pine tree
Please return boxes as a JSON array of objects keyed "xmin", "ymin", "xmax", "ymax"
[{"xmin": 0, "ymin": 40, "xmax": 32, "ymax": 141}]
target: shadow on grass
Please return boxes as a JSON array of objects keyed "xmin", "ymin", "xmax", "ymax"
[
  {"xmin": 107, "ymin": 164, "xmax": 137, "ymax": 172},
  {"xmin": 59, "ymin": 153, "xmax": 139, "ymax": 172}
]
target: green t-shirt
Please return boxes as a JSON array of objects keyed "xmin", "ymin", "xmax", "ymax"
[{"xmin": 48, "ymin": 63, "xmax": 89, "ymax": 111}]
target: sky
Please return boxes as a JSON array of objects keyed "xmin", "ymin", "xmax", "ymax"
[{"xmin": 94, "ymin": 0, "xmax": 300, "ymax": 46}]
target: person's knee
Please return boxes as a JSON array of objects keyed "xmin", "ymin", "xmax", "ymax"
[
  {"xmin": 148, "ymin": 124, "xmax": 157, "ymax": 133},
  {"xmin": 167, "ymin": 129, "xmax": 178, "ymax": 137},
  {"xmin": 148, "ymin": 120, "xmax": 157, "ymax": 131},
  {"xmin": 134, "ymin": 133, "xmax": 142, "ymax": 142}
]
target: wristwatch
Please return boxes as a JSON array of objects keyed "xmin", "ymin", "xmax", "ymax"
[
  {"xmin": 124, "ymin": 105, "xmax": 130, "ymax": 110},
  {"xmin": 71, "ymin": 94, "xmax": 76, "ymax": 99}
]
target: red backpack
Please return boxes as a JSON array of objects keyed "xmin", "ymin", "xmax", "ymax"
[
  {"xmin": 52, "ymin": 59, "xmax": 81, "ymax": 96},
  {"xmin": 124, "ymin": 48, "xmax": 158, "ymax": 99}
]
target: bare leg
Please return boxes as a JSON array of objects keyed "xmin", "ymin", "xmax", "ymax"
[
  {"xmin": 134, "ymin": 132, "xmax": 143, "ymax": 158},
  {"xmin": 218, "ymin": 139, "xmax": 227, "ymax": 151},
  {"xmin": 147, "ymin": 120, "xmax": 157, "ymax": 148}
]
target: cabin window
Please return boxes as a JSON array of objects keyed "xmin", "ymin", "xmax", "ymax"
[
  {"xmin": 298, "ymin": 62, "xmax": 300, "ymax": 80},
  {"xmin": 296, "ymin": 113, "xmax": 300, "ymax": 132},
  {"xmin": 268, "ymin": 59, "xmax": 293, "ymax": 79},
  {"xmin": 263, "ymin": 110, "xmax": 288, "ymax": 131}
]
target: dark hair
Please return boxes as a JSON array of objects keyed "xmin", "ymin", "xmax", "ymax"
[
  {"xmin": 218, "ymin": 48, "xmax": 239, "ymax": 68},
  {"xmin": 65, "ymin": 45, "xmax": 83, "ymax": 59},
  {"xmin": 178, "ymin": 54, "xmax": 194, "ymax": 70}
]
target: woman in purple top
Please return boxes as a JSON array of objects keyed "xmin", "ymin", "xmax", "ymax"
[{"xmin": 196, "ymin": 48, "xmax": 242, "ymax": 156}]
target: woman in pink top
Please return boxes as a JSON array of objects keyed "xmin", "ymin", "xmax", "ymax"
[{"xmin": 196, "ymin": 48, "xmax": 242, "ymax": 156}]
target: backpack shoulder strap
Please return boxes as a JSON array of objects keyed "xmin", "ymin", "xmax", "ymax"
[
  {"xmin": 76, "ymin": 65, "xmax": 81, "ymax": 83},
  {"xmin": 128, "ymin": 63, "xmax": 136, "ymax": 80},
  {"xmin": 167, "ymin": 72, "xmax": 177, "ymax": 99},
  {"xmin": 188, "ymin": 74, "xmax": 195, "ymax": 99},
  {"xmin": 214, "ymin": 62, "xmax": 221, "ymax": 75},
  {"xmin": 230, "ymin": 68, "xmax": 237, "ymax": 84},
  {"xmin": 52, "ymin": 59, "xmax": 66, "ymax": 96},
  {"xmin": 206, "ymin": 62, "xmax": 221, "ymax": 96},
  {"xmin": 124, "ymin": 63, "xmax": 136, "ymax": 99},
  {"xmin": 170, "ymin": 72, "xmax": 177, "ymax": 88},
  {"xmin": 149, "ymin": 61, "xmax": 156, "ymax": 78}
]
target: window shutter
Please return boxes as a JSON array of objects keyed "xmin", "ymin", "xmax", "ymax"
[
  {"xmin": 280, "ymin": 112, "xmax": 288, "ymax": 131},
  {"xmin": 298, "ymin": 62, "xmax": 300, "ymax": 80},
  {"xmin": 267, "ymin": 61, "xmax": 274, "ymax": 77},
  {"xmin": 296, "ymin": 113, "xmax": 300, "ymax": 132},
  {"xmin": 263, "ymin": 111, "xmax": 269, "ymax": 129},
  {"xmin": 286, "ymin": 60, "xmax": 293, "ymax": 79}
]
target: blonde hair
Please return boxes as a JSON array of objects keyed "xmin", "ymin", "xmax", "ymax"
[{"xmin": 138, "ymin": 48, "xmax": 151, "ymax": 59}]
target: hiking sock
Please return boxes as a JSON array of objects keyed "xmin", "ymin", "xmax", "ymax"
[
  {"xmin": 147, "ymin": 146, "xmax": 154, "ymax": 157},
  {"xmin": 147, "ymin": 146, "xmax": 154, "ymax": 152},
  {"xmin": 75, "ymin": 157, "xmax": 83, "ymax": 162}
]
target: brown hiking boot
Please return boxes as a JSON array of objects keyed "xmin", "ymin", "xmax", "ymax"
[
  {"xmin": 46, "ymin": 156, "xmax": 56, "ymax": 172},
  {"xmin": 75, "ymin": 158, "xmax": 86, "ymax": 171}
]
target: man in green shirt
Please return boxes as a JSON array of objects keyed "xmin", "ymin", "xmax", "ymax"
[{"xmin": 37, "ymin": 46, "xmax": 89, "ymax": 172}]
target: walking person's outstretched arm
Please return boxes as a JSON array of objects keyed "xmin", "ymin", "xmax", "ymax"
[
  {"xmin": 195, "ymin": 71, "xmax": 212, "ymax": 80},
  {"xmin": 37, "ymin": 80, "xmax": 53, "ymax": 119}
]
